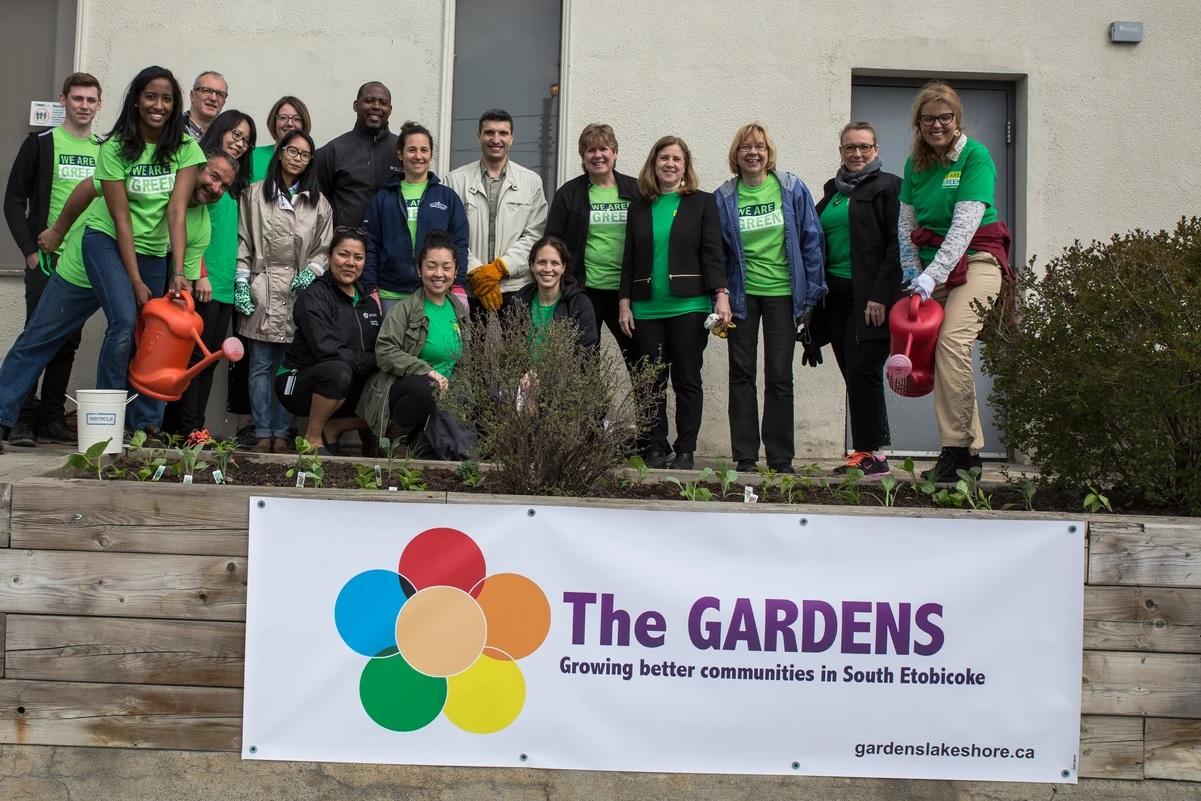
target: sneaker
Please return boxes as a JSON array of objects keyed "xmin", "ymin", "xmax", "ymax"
[
  {"xmin": 8, "ymin": 419, "xmax": 37, "ymax": 448},
  {"xmin": 671, "ymin": 452, "xmax": 695, "ymax": 471},
  {"xmin": 37, "ymin": 419, "xmax": 76, "ymax": 444},
  {"xmin": 834, "ymin": 451, "xmax": 890, "ymax": 476},
  {"xmin": 921, "ymin": 447, "xmax": 973, "ymax": 483}
]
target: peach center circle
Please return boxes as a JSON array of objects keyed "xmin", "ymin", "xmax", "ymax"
[{"xmin": 394, "ymin": 586, "xmax": 486, "ymax": 677}]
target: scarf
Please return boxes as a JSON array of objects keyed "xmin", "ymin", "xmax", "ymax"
[{"xmin": 834, "ymin": 157, "xmax": 882, "ymax": 196}]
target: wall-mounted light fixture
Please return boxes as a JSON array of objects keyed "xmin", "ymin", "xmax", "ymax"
[{"xmin": 1109, "ymin": 21, "xmax": 1143, "ymax": 44}]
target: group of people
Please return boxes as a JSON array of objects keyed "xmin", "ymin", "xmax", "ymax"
[{"xmin": 1, "ymin": 66, "xmax": 1009, "ymax": 481}]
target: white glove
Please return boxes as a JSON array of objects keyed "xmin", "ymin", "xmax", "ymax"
[{"xmin": 908, "ymin": 272, "xmax": 936, "ymax": 302}]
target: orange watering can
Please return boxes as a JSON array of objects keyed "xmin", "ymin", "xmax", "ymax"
[
  {"xmin": 128, "ymin": 291, "xmax": 244, "ymax": 401},
  {"xmin": 885, "ymin": 294, "xmax": 944, "ymax": 397}
]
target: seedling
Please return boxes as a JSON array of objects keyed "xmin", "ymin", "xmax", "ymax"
[
  {"xmin": 64, "ymin": 438, "xmax": 113, "ymax": 480},
  {"xmin": 955, "ymin": 467, "xmax": 994, "ymax": 511},
  {"xmin": 879, "ymin": 475, "xmax": 900, "ymax": 508},
  {"xmin": 286, "ymin": 437, "xmax": 325, "ymax": 488},
  {"xmin": 755, "ymin": 466, "xmax": 782, "ymax": 496},
  {"xmin": 393, "ymin": 461, "xmax": 428, "ymax": 492},
  {"xmin": 669, "ymin": 468, "xmax": 715, "ymax": 502},
  {"xmin": 353, "ymin": 464, "xmax": 381, "ymax": 490},
  {"xmin": 1083, "ymin": 485, "xmax": 1114, "ymax": 514},
  {"xmin": 455, "ymin": 460, "xmax": 486, "ymax": 488},
  {"xmin": 711, "ymin": 461, "xmax": 740, "ymax": 498},
  {"xmin": 831, "ymin": 468, "xmax": 865, "ymax": 505},
  {"xmin": 622, "ymin": 455, "xmax": 650, "ymax": 488}
]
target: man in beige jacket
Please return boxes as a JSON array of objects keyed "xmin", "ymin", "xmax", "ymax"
[{"xmin": 446, "ymin": 109, "xmax": 547, "ymax": 315}]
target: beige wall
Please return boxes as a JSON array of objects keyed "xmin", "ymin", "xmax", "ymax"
[{"xmin": 4, "ymin": 1, "xmax": 1196, "ymax": 457}]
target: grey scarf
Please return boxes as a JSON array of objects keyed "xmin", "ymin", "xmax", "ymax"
[{"xmin": 834, "ymin": 157, "xmax": 882, "ymax": 196}]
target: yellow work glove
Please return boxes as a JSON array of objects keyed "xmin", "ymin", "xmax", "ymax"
[
  {"xmin": 467, "ymin": 259, "xmax": 508, "ymax": 298},
  {"xmin": 477, "ymin": 282, "xmax": 503, "ymax": 311}
]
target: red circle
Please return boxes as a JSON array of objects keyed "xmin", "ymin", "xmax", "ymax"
[{"xmin": 399, "ymin": 527, "xmax": 486, "ymax": 596}]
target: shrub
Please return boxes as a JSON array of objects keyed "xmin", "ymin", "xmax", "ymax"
[
  {"xmin": 981, "ymin": 217, "xmax": 1201, "ymax": 512},
  {"xmin": 444, "ymin": 309, "xmax": 662, "ymax": 496}
]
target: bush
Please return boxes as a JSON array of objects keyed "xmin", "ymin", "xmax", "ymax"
[
  {"xmin": 981, "ymin": 217, "xmax": 1201, "ymax": 512},
  {"xmin": 444, "ymin": 309, "xmax": 662, "ymax": 496}
]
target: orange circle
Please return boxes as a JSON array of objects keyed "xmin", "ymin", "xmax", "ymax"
[
  {"xmin": 395, "ymin": 586, "xmax": 486, "ymax": 677},
  {"xmin": 475, "ymin": 573, "xmax": 551, "ymax": 660}
]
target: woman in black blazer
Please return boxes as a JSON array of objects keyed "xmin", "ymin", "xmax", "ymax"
[{"xmin": 618, "ymin": 136, "xmax": 729, "ymax": 470}]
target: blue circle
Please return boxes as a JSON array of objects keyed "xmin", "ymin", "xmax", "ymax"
[{"xmin": 334, "ymin": 570, "xmax": 410, "ymax": 656}]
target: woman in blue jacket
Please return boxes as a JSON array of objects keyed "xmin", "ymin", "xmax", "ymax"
[
  {"xmin": 714, "ymin": 123, "xmax": 825, "ymax": 473},
  {"xmin": 362, "ymin": 121, "xmax": 469, "ymax": 316}
]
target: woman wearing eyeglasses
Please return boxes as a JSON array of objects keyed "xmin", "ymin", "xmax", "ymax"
[
  {"xmin": 251, "ymin": 96, "xmax": 310, "ymax": 181},
  {"xmin": 809, "ymin": 122, "xmax": 903, "ymax": 477},
  {"xmin": 714, "ymin": 123, "xmax": 825, "ymax": 473},
  {"xmin": 235, "ymin": 129, "xmax": 333, "ymax": 452},
  {"xmin": 898, "ymin": 81, "xmax": 1011, "ymax": 482}
]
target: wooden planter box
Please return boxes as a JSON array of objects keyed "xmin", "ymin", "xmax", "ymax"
[{"xmin": 0, "ymin": 476, "xmax": 1198, "ymax": 790}]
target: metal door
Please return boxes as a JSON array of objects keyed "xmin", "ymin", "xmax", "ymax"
[
  {"xmin": 448, "ymin": 0, "xmax": 562, "ymax": 199},
  {"xmin": 849, "ymin": 78, "xmax": 1016, "ymax": 457}
]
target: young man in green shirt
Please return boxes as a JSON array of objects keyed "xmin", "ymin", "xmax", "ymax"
[{"xmin": 2, "ymin": 72, "xmax": 102, "ymax": 447}]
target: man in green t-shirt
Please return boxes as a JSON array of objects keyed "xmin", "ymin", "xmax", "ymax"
[{"xmin": 2, "ymin": 72, "xmax": 102, "ymax": 447}]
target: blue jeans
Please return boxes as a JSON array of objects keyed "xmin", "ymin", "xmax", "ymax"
[
  {"xmin": 82, "ymin": 228, "xmax": 167, "ymax": 431},
  {"xmin": 0, "ymin": 274, "xmax": 101, "ymax": 428},
  {"xmin": 246, "ymin": 339, "xmax": 291, "ymax": 438}
]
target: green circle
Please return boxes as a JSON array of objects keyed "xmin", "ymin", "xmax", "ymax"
[{"xmin": 359, "ymin": 651, "xmax": 447, "ymax": 732}]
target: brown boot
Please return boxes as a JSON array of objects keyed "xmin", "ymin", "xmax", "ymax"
[
  {"xmin": 251, "ymin": 438, "xmax": 272, "ymax": 453},
  {"xmin": 271, "ymin": 437, "xmax": 290, "ymax": 453}
]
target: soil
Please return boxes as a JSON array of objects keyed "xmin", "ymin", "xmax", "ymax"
[{"xmin": 92, "ymin": 452, "xmax": 1185, "ymax": 515}]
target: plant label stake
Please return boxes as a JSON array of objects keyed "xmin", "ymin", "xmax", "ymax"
[
  {"xmin": 743, "ymin": 485, "xmax": 759, "ymax": 503},
  {"xmin": 374, "ymin": 465, "xmax": 382, "ymax": 484},
  {"xmin": 212, "ymin": 469, "xmax": 224, "ymax": 485},
  {"xmin": 152, "ymin": 464, "xmax": 166, "ymax": 481},
  {"xmin": 182, "ymin": 474, "xmax": 194, "ymax": 485},
  {"xmin": 295, "ymin": 471, "xmax": 307, "ymax": 488}
]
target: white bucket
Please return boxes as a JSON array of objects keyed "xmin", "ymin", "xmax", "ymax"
[{"xmin": 68, "ymin": 390, "xmax": 136, "ymax": 454}]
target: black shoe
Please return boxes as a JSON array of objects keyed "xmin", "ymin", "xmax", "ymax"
[
  {"xmin": 736, "ymin": 459, "xmax": 757, "ymax": 472},
  {"xmin": 0, "ymin": 425, "xmax": 7, "ymax": 453},
  {"xmin": 672, "ymin": 452, "xmax": 695, "ymax": 470},
  {"xmin": 37, "ymin": 419, "xmax": 76, "ymax": 444},
  {"xmin": 834, "ymin": 451, "xmax": 891, "ymax": 477},
  {"xmin": 234, "ymin": 424, "xmax": 258, "ymax": 449},
  {"xmin": 644, "ymin": 450, "xmax": 668, "ymax": 469},
  {"xmin": 921, "ymin": 447, "xmax": 973, "ymax": 483},
  {"xmin": 8, "ymin": 419, "xmax": 37, "ymax": 447},
  {"xmin": 769, "ymin": 463, "xmax": 796, "ymax": 474}
]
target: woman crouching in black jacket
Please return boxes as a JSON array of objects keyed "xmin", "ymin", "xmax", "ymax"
[
  {"xmin": 274, "ymin": 227, "xmax": 381, "ymax": 454},
  {"xmin": 511, "ymin": 236, "xmax": 599, "ymax": 355}
]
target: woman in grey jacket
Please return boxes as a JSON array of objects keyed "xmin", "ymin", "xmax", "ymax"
[{"xmin": 234, "ymin": 130, "xmax": 333, "ymax": 452}]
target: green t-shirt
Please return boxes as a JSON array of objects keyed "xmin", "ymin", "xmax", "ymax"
[
  {"xmin": 183, "ymin": 203, "xmax": 212, "ymax": 282},
  {"xmin": 204, "ymin": 192, "xmax": 238, "ymax": 304},
  {"xmin": 529, "ymin": 296, "xmax": 559, "ymax": 351},
  {"xmin": 631, "ymin": 192, "xmax": 712, "ymax": 321},
  {"xmin": 819, "ymin": 193, "xmax": 852, "ymax": 280},
  {"xmin": 900, "ymin": 136, "xmax": 998, "ymax": 265},
  {"xmin": 85, "ymin": 135, "xmax": 206, "ymax": 257},
  {"xmin": 251, "ymin": 145, "xmax": 274, "ymax": 183},
  {"xmin": 48, "ymin": 127, "xmax": 100, "ymax": 253},
  {"xmin": 378, "ymin": 289, "xmax": 411, "ymax": 301},
  {"xmin": 54, "ymin": 200, "xmax": 101, "ymax": 288},
  {"xmin": 737, "ymin": 176, "xmax": 790, "ymax": 296},
  {"xmin": 583, "ymin": 182, "xmax": 629, "ymax": 290},
  {"xmin": 419, "ymin": 298, "xmax": 462, "ymax": 378},
  {"xmin": 400, "ymin": 179, "xmax": 427, "ymax": 248}
]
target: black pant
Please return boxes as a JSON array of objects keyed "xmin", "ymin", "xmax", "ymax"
[
  {"xmin": 468, "ymin": 289, "xmax": 519, "ymax": 322},
  {"xmin": 19, "ymin": 260, "xmax": 82, "ymax": 426},
  {"xmin": 822, "ymin": 277, "xmax": 891, "ymax": 451},
  {"xmin": 633, "ymin": 311, "xmax": 708, "ymax": 456},
  {"xmin": 163, "ymin": 299, "xmax": 232, "ymax": 435},
  {"xmin": 727, "ymin": 294, "xmax": 795, "ymax": 469},
  {"xmin": 585, "ymin": 287, "xmax": 635, "ymax": 367},
  {"xmin": 387, "ymin": 374, "xmax": 437, "ymax": 443},
  {"xmin": 226, "ymin": 330, "xmax": 252, "ymax": 415},
  {"xmin": 274, "ymin": 361, "xmax": 366, "ymax": 419}
]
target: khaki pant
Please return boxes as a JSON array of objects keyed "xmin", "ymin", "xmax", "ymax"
[{"xmin": 931, "ymin": 253, "xmax": 1003, "ymax": 452}]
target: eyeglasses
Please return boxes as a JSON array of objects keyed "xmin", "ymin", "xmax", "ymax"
[
  {"xmin": 919, "ymin": 112, "xmax": 955, "ymax": 127},
  {"xmin": 840, "ymin": 143, "xmax": 877, "ymax": 154},
  {"xmin": 738, "ymin": 143, "xmax": 768, "ymax": 153},
  {"xmin": 282, "ymin": 145, "xmax": 312, "ymax": 162},
  {"xmin": 228, "ymin": 129, "xmax": 248, "ymax": 144},
  {"xmin": 194, "ymin": 86, "xmax": 228, "ymax": 100},
  {"xmin": 335, "ymin": 225, "xmax": 366, "ymax": 236},
  {"xmin": 276, "ymin": 114, "xmax": 303, "ymax": 125}
]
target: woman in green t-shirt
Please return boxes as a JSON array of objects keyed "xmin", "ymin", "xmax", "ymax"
[
  {"xmin": 250, "ymin": 96, "xmax": 311, "ymax": 183},
  {"xmin": 618, "ymin": 136, "xmax": 730, "ymax": 470},
  {"xmin": 357, "ymin": 230, "xmax": 468, "ymax": 456},
  {"xmin": 898, "ymin": 81, "xmax": 1011, "ymax": 482}
]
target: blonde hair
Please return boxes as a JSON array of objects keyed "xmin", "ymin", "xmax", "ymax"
[
  {"xmin": 577, "ymin": 123, "xmax": 618, "ymax": 158},
  {"xmin": 727, "ymin": 123, "xmax": 778, "ymax": 175},
  {"xmin": 909, "ymin": 81, "xmax": 965, "ymax": 172},
  {"xmin": 637, "ymin": 136, "xmax": 699, "ymax": 200}
]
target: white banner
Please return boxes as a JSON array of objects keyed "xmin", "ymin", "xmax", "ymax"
[{"xmin": 243, "ymin": 499, "xmax": 1083, "ymax": 783}]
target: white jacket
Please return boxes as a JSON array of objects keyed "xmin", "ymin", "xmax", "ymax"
[{"xmin": 445, "ymin": 159, "xmax": 547, "ymax": 294}]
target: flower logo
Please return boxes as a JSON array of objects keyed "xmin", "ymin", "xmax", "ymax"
[{"xmin": 334, "ymin": 527, "xmax": 550, "ymax": 733}]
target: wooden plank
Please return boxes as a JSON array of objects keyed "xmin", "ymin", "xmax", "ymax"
[
  {"xmin": 1145, "ymin": 717, "xmax": 1201, "ymax": 782},
  {"xmin": 9, "ymin": 477, "xmax": 447, "ymax": 556},
  {"xmin": 0, "ymin": 550, "xmax": 246, "ymax": 621},
  {"xmin": 1082, "ymin": 650, "xmax": 1201, "ymax": 718},
  {"xmin": 1089, "ymin": 520, "xmax": 1201, "ymax": 588},
  {"xmin": 0, "ymin": 612, "xmax": 4, "ymax": 677},
  {"xmin": 4, "ymin": 614, "xmax": 243, "ymax": 687},
  {"xmin": 0, "ymin": 481, "xmax": 11, "ymax": 548},
  {"xmin": 1078, "ymin": 715, "xmax": 1144, "ymax": 780},
  {"xmin": 0, "ymin": 678, "xmax": 240, "ymax": 750},
  {"xmin": 1084, "ymin": 586, "xmax": 1201, "ymax": 653}
]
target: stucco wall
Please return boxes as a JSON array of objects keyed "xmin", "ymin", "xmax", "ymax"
[{"xmin": 4, "ymin": 1, "xmax": 1196, "ymax": 458}]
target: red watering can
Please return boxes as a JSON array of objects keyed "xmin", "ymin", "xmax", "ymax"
[
  {"xmin": 885, "ymin": 294, "xmax": 944, "ymax": 397},
  {"xmin": 128, "ymin": 290, "xmax": 244, "ymax": 401}
]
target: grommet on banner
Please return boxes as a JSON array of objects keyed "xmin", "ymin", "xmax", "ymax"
[
  {"xmin": 257, "ymin": 500, "xmax": 265, "ymax": 509},
  {"xmin": 799, "ymin": 518, "xmax": 808, "ymax": 526},
  {"xmin": 527, "ymin": 508, "xmax": 536, "ymax": 517},
  {"xmin": 1068, "ymin": 525, "xmax": 1077, "ymax": 534},
  {"xmin": 1061, "ymin": 769, "xmax": 1070, "ymax": 778},
  {"xmin": 249, "ymin": 745, "xmax": 258, "ymax": 754},
  {"xmin": 519, "ymin": 752, "xmax": 529, "ymax": 762},
  {"xmin": 791, "ymin": 761, "xmax": 800, "ymax": 770}
]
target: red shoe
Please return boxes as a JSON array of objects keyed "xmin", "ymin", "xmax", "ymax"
[{"xmin": 833, "ymin": 451, "xmax": 890, "ymax": 476}]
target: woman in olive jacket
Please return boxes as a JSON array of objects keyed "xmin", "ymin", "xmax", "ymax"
[{"xmin": 809, "ymin": 121, "xmax": 904, "ymax": 476}]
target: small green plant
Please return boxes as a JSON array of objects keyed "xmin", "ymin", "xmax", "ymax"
[
  {"xmin": 831, "ymin": 468, "xmax": 865, "ymax": 505},
  {"xmin": 777, "ymin": 474, "xmax": 804, "ymax": 504},
  {"xmin": 669, "ymin": 468, "xmax": 715, "ymax": 502},
  {"xmin": 711, "ymin": 461, "xmax": 740, "ymax": 498},
  {"xmin": 930, "ymin": 488, "xmax": 967, "ymax": 509},
  {"xmin": 455, "ymin": 460, "xmax": 486, "ymax": 489},
  {"xmin": 64, "ymin": 439, "xmax": 112, "ymax": 480},
  {"xmin": 210, "ymin": 439, "xmax": 237, "ymax": 477},
  {"xmin": 130, "ymin": 457, "xmax": 167, "ymax": 481},
  {"xmin": 954, "ymin": 467, "xmax": 994, "ymax": 511},
  {"xmin": 286, "ymin": 437, "xmax": 325, "ymax": 488},
  {"xmin": 900, "ymin": 456, "xmax": 920, "ymax": 484},
  {"xmin": 354, "ymin": 464, "xmax": 382, "ymax": 490},
  {"xmin": 1014, "ymin": 474, "xmax": 1037, "ymax": 511},
  {"xmin": 124, "ymin": 430, "xmax": 148, "ymax": 453},
  {"xmin": 879, "ymin": 475, "xmax": 900, "ymax": 508},
  {"xmin": 622, "ymin": 455, "xmax": 650, "ymax": 488},
  {"xmin": 1083, "ymin": 485, "xmax": 1114, "ymax": 514},
  {"xmin": 393, "ymin": 461, "xmax": 428, "ymax": 492},
  {"xmin": 377, "ymin": 436, "xmax": 405, "ymax": 483},
  {"xmin": 755, "ymin": 466, "xmax": 782, "ymax": 497},
  {"xmin": 170, "ymin": 443, "xmax": 209, "ymax": 480}
]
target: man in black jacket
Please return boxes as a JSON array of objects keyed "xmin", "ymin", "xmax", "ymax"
[
  {"xmin": 2, "ymin": 72, "xmax": 102, "ymax": 447},
  {"xmin": 314, "ymin": 82, "xmax": 398, "ymax": 229}
]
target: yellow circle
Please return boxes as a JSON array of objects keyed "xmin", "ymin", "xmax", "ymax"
[
  {"xmin": 444, "ymin": 652, "xmax": 526, "ymax": 734},
  {"xmin": 395, "ymin": 586, "xmax": 486, "ymax": 677}
]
